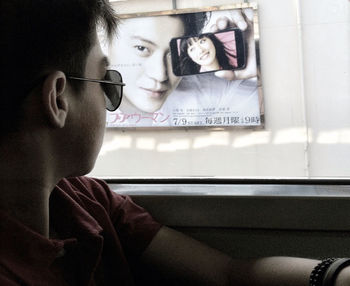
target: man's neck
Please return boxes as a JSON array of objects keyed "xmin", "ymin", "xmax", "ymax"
[
  {"xmin": 0, "ymin": 179, "xmax": 51, "ymax": 237},
  {"xmin": 0, "ymin": 135, "xmax": 59, "ymax": 238}
]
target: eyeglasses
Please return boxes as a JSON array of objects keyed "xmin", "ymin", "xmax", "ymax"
[{"xmin": 68, "ymin": 69, "xmax": 125, "ymax": 111}]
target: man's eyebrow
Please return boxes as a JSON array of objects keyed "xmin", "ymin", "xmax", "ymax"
[{"xmin": 130, "ymin": 36, "xmax": 156, "ymax": 47}]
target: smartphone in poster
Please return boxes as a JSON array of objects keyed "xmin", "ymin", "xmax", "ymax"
[
  {"xmin": 105, "ymin": 4, "xmax": 263, "ymax": 128},
  {"xmin": 170, "ymin": 29, "xmax": 246, "ymax": 76}
]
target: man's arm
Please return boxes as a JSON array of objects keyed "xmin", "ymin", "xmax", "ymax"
[
  {"xmin": 139, "ymin": 226, "xmax": 233, "ymax": 285},
  {"xmin": 140, "ymin": 226, "xmax": 350, "ymax": 286}
]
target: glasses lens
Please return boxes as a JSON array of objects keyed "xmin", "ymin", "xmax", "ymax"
[{"xmin": 102, "ymin": 70, "xmax": 123, "ymax": 111}]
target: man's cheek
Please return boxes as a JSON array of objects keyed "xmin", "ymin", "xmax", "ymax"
[{"xmin": 169, "ymin": 76, "xmax": 181, "ymax": 92}]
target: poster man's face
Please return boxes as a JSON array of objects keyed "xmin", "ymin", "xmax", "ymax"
[{"xmin": 111, "ymin": 16, "xmax": 185, "ymax": 113}]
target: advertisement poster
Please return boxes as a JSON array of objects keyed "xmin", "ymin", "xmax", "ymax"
[{"xmin": 105, "ymin": 4, "xmax": 263, "ymax": 128}]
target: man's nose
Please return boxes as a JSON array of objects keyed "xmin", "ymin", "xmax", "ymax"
[{"xmin": 146, "ymin": 53, "xmax": 168, "ymax": 82}]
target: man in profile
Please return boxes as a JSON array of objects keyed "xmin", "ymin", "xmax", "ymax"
[{"xmin": 0, "ymin": 1, "xmax": 349, "ymax": 285}]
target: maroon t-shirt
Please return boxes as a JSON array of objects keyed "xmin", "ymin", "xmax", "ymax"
[{"xmin": 0, "ymin": 177, "xmax": 162, "ymax": 285}]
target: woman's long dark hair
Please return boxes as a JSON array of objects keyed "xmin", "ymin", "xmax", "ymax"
[{"xmin": 179, "ymin": 33, "xmax": 236, "ymax": 76}]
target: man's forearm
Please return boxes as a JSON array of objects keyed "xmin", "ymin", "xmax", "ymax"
[
  {"xmin": 228, "ymin": 256, "xmax": 318, "ymax": 286},
  {"xmin": 229, "ymin": 256, "xmax": 350, "ymax": 286},
  {"xmin": 142, "ymin": 226, "xmax": 350, "ymax": 286}
]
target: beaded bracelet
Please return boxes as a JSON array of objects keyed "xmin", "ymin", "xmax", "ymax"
[
  {"xmin": 322, "ymin": 258, "xmax": 350, "ymax": 286},
  {"xmin": 310, "ymin": 258, "xmax": 350, "ymax": 286},
  {"xmin": 309, "ymin": 258, "xmax": 337, "ymax": 286}
]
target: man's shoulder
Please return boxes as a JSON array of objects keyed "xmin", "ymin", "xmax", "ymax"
[
  {"xmin": 57, "ymin": 176, "xmax": 109, "ymax": 194},
  {"xmin": 53, "ymin": 176, "xmax": 119, "ymax": 208}
]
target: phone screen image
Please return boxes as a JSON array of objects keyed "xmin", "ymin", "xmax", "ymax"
[{"xmin": 170, "ymin": 28, "xmax": 246, "ymax": 77}]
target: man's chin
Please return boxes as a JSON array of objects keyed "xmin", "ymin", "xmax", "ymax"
[
  {"xmin": 135, "ymin": 98, "xmax": 168, "ymax": 114},
  {"xmin": 137, "ymin": 105, "xmax": 162, "ymax": 114}
]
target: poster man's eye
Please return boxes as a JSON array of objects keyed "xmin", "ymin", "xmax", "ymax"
[{"xmin": 134, "ymin": 45, "xmax": 151, "ymax": 57}]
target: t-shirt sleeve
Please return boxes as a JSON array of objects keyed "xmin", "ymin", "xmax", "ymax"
[
  {"xmin": 108, "ymin": 189, "xmax": 162, "ymax": 258},
  {"xmin": 67, "ymin": 177, "xmax": 162, "ymax": 259}
]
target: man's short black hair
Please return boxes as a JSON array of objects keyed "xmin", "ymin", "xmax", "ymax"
[
  {"xmin": 0, "ymin": 0, "xmax": 118, "ymax": 134},
  {"xmin": 176, "ymin": 12, "xmax": 209, "ymax": 37}
]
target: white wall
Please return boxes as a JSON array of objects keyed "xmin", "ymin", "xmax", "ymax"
[{"xmin": 90, "ymin": 0, "xmax": 350, "ymax": 178}]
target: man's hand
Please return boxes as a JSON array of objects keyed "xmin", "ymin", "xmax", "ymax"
[
  {"xmin": 335, "ymin": 266, "xmax": 350, "ymax": 286},
  {"xmin": 204, "ymin": 8, "xmax": 257, "ymax": 81}
]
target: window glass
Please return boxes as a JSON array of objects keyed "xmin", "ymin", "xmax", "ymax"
[{"xmin": 90, "ymin": 0, "xmax": 350, "ymax": 179}]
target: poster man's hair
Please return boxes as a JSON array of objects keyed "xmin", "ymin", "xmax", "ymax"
[{"xmin": 174, "ymin": 12, "xmax": 209, "ymax": 36}]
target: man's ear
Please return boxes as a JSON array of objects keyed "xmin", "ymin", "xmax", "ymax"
[{"xmin": 41, "ymin": 71, "xmax": 69, "ymax": 128}]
